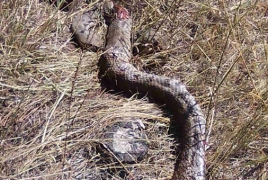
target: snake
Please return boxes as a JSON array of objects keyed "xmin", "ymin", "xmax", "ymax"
[{"xmin": 71, "ymin": 1, "xmax": 206, "ymax": 179}]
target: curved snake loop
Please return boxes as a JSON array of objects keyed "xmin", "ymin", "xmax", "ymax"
[{"xmin": 73, "ymin": 3, "xmax": 206, "ymax": 179}]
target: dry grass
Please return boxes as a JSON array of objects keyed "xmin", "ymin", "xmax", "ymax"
[{"xmin": 1, "ymin": 0, "xmax": 268, "ymax": 179}]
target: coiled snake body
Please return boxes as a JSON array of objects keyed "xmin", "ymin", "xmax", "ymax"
[{"xmin": 72, "ymin": 2, "xmax": 206, "ymax": 179}]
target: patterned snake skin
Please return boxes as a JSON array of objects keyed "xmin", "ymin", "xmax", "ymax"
[{"xmin": 72, "ymin": 2, "xmax": 206, "ymax": 180}]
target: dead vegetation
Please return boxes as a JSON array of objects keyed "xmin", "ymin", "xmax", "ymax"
[{"xmin": 0, "ymin": 0, "xmax": 268, "ymax": 179}]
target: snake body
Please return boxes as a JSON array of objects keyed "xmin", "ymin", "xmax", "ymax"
[{"xmin": 72, "ymin": 3, "xmax": 206, "ymax": 180}]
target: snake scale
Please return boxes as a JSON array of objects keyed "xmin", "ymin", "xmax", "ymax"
[{"xmin": 72, "ymin": 1, "xmax": 206, "ymax": 179}]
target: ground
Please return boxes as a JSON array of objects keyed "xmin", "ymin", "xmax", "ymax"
[{"xmin": 0, "ymin": 0, "xmax": 268, "ymax": 179}]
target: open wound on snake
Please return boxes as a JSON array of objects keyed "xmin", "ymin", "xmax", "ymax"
[
  {"xmin": 72, "ymin": 3, "xmax": 206, "ymax": 180},
  {"xmin": 114, "ymin": 4, "xmax": 130, "ymax": 19}
]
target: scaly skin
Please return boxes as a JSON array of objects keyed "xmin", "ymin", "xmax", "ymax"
[
  {"xmin": 99, "ymin": 17, "xmax": 206, "ymax": 180},
  {"xmin": 73, "ymin": 2, "xmax": 206, "ymax": 179}
]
